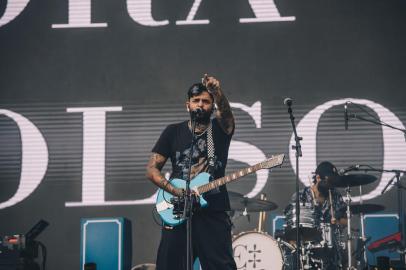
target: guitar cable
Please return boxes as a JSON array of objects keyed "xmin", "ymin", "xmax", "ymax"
[{"xmin": 151, "ymin": 207, "xmax": 164, "ymax": 227}]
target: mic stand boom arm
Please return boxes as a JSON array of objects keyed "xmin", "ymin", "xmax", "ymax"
[{"xmin": 349, "ymin": 113, "xmax": 406, "ymax": 135}]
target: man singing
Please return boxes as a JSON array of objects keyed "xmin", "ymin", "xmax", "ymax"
[{"xmin": 146, "ymin": 74, "xmax": 237, "ymax": 270}]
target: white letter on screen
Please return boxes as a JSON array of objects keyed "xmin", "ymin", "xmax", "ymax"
[
  {"xmin": 65, "ymin": 107, "xmax": 122, "ymax": 206},
  {"xmin": 52, "ymin": 0, "xmax": 107, "ymax": 28},
  {"xmin": 127, "ymin": 0, "xmax": 169, "ymax": 26},
  {"xmin": 66, "ymin": 106, "xmax": 160, "ymax": 207},
  {"xmin": 0, "ymin": 0, "xmax": 30, "ymax": 28},
  {"xmin": 176, "ymin": 0, "xmax": 209, "ymax": 25},
  {"xmin": 0, "ymin": 109, "xmax": 48, "ymax": 210},
  {"xmin": 240, "ymin": 0, "xmax": 295, "ymax": 23}
]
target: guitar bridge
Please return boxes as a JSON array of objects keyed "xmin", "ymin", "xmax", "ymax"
[{"xmin": 170, "ymin": 196, "xmax": 185, "ymax": 219}]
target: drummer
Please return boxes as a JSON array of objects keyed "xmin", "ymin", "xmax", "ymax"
[{"xmin": 285, "ymin": 161, "xmax": 347, "ymax": 226}]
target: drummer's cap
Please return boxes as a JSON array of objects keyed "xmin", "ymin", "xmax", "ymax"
[{"xmin": 315, "ymin": 161, "xmax": 339, "ymax": 181}]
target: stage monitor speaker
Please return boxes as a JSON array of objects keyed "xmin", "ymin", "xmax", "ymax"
[
  {"xmin": 80, "ymin": 217, "xmax": 132, "ymax": 270},
  {"xmin": 364, "ymin": 214, "xmax": 400, "ymax": 266}
]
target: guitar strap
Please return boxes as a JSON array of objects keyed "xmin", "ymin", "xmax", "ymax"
[{"xmin": 207, "ymin": 121, "xmax": 215, "ymax": 175}]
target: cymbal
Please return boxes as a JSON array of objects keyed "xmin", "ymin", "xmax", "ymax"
[
  {"xmin": 228, "ymin": 191, "xmax": 278, "ymax": 212},
  {"xmin": 349, "ymin": 204, "xmax": 385, "ymax": 214},
  {"xmin": 228, "ymin": 191, "xmax": 245, "ymax": 200},
  {"xmin": 323, "ymin": 174, "xmax": 377, "ymax": 188}
]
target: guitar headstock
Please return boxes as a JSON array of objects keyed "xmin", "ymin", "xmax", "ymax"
[{"xmin": 260, "ymin": 154, "xmax": 285, "ymax": 169}]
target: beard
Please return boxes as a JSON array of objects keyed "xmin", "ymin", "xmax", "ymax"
[{"xmin": 194, "ymin": 109, "xmax": 212, "ymax": 124}]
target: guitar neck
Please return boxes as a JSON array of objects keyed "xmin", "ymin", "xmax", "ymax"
[{"xmin": 197, "ymin": 163, "xmax": 263, "ymax": 194}]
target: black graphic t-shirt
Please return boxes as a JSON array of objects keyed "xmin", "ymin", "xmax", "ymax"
[{"xmin": 152, "ymin": 118, "xmax": 233, "ymax": 211}]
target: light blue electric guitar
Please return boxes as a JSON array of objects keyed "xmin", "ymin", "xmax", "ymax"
[{"xmin": 155, "ymin": 154, "xmax": 285, "ymax": 226}]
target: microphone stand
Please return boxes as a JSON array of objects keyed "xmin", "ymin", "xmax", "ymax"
[
  {"xmin": 287, "ymin": 102, "xmax": 303, "ymax": 269},
  {"xmin": 185, "ymin": 114, "xmax": 197, "ymax": 270},
  {"xmin": 348, "ymin": 113, "xmax": 406, "ymax": 135},
  {"xmin": 346, "ymin": 105, "xmax": 406, "ymax": 265}
]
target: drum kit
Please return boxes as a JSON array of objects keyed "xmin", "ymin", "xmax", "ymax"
[{"xmin": 230, "ymin": 173, "xmax": 386, "ymax": 270}]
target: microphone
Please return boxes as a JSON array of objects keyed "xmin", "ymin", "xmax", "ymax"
[
  {"xmin": 339, "ymin": 164, "xmax": 360, "ymax": 175},
  {"xmin": 190, "ymin": 108, "xmax": 203, "ymax": 118},
  {"xmin": 284, "ymin": 97, "xmax": 292, "ymax": 107},
  {"xmin": 344, "ymin": 101, "xmax": 349, "ymax": 130}
]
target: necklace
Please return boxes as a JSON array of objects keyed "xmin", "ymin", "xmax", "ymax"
[{"xmin": 188, "ymin": 120, "xmax": 210, "ymax": 136}]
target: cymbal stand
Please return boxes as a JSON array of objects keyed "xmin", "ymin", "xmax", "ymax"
[
  {"xmin": 357, "ymin": 185, "xmax": 368, "ymax": 269},
  {"xmin": 345, "ymin": 186, "xmax": 354, "ymax": 269},
  {"xmin": 257, "ymin": 193, "xmax": 267, "ymax": 232}
]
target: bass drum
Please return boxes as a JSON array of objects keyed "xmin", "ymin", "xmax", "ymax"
[{"xmin": 232, "ymin": 231, "xmax": 288, "ymax": 270}]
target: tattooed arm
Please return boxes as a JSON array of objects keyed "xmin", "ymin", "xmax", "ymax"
[
  {"xmin": 146, "ymin": 152, "xmax": 183, "ymax": 196},
  {"xmin": 204, "ymin": 75, "xmax": 235, "ymax": 135}
]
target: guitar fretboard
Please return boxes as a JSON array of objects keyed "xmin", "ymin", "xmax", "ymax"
[{"xmin": 197, "ymin": 163, "xmax": 264, "ymax": 194}]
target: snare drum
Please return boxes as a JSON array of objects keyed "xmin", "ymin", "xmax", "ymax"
[
  {"xmin": 284, "ymin": 203, "xmax": 321, "ymax": 241},
  {"xmin": 232, "ymin": 231, "xmax": 286, "ymax": 270}
]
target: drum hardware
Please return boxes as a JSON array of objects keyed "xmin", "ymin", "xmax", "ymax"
[
  {"xmin": 229, "ymin": 191, "xmax": 278, "ymax": 227},
  {"xmin": 345, "ymin": 184, "xmax": 358, "ymax": 270},
  {"xmin": 229, "ymin": 191, "xmax": 278, "ymax": 212},
  {"xmin": 353, "ymin": 235, "xmax": 372, "ymax": 270},
  {"xmin": 229, "ymin": 191, "xmax": 278, "ymax": 229},
  {"xmin": 278, "ymin": 239, "xmax": 297, "ymax": 270},
  {"xmin": 358, "ymin": 185, "xmax": 367, "ymax": 270},
  {"xmin": 353, "ymin": 186, "xmax": 386, "ymax": 269},
  {"xmin": 257, "ymin": 193, "xmax": 267, "ymax": 232},
  {"xmin": 284, "ymin": 203, "xmax": 321, "ymax": 242},
  {"xmin": 325, "ymin": 173, "xmax": 379, "ymax": 269},
  {"xmin": 300, "ymin": 242, "xmax": 327, "ymax": 270},
  {"xmin": 319, "ymin": 223, "xmax": 333, "ymax": 249}
]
